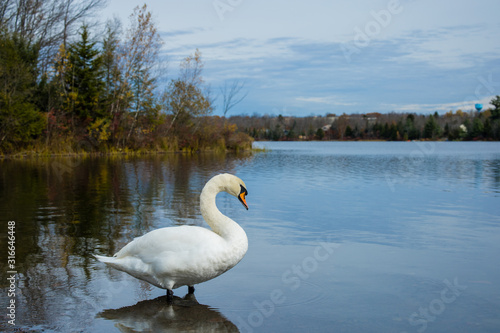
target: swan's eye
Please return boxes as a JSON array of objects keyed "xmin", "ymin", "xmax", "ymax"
[{"xmin": 239, "ymin": 184, "xmax": 248, "ymax": 196}]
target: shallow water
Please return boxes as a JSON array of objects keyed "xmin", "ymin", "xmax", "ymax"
[{"xmin": 1, "ymin": 142, "xmax": 500, "ymax": 332}]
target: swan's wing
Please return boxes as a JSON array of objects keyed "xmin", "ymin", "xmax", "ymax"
[
  {"xmin": 98, "ymin": 226, "xmax": 231, "ymax": 289},
  {"xmin": 113, "ymin": 226, "xmax": 221, "ymax": 261},
  {"xmin": 97, "ymin": 226, "xmax": 222, "ymax": 288}
]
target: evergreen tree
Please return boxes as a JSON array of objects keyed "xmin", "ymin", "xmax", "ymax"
[
  {"xmin": 382, "ymin": 123, "xmax": 389, "ymax": 139},
  {"xmin": 66, "ymin": 25, "xmax": 105, "ymax": 121},
  {"xmin": 444, "ymin": 123, "xmax": 450, "ymax": 137},
  {"xmin": 0, "ymin": 30, "xmax": 45, "ymax": 150},
  {"xmin": 483, "ymin": 118, "xmax": 493, "ymax": 138},
  {"xmin": 389, "ymin": 123, "xmax": 398, "ymax": 141},
  {"xmin": 471, "ymin": 118, "xmax": 484, "ymax": 138},
  {"xmin": 424, "ymin": 114, "xmax": 441, "ymax": 139},
  {"xmin": 316, "ymin": 127, "xmax": 325, "ymax": 140},
  {"xmin": 345, "ymin": 125, "xmax": 353, "ymax": 138},
  {"xmin": 490, "ymin": 96, "xmax": 500, "ymax": 120}
]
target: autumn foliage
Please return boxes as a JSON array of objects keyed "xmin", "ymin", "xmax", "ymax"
[
  {"xmin": 230, "ymin": 106, "xmax": 500, "ymax": 142},
  {"xmin": 0, "ymin": 3, "xmax": 252, "ymax": 154}
]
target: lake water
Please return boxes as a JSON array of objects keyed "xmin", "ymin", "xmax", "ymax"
[{"xmin": 1, "ymin": 141, "xmax": 500, "ymax": 332}]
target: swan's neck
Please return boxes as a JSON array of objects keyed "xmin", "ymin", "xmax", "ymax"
[{"xmin": 199, "ymin": 180, "xmax": 246, "ymax": 243}]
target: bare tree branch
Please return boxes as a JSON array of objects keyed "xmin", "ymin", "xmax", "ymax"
[
  {"xmin": 220, "ymin": 79, "xmax": 248, "ymax": 117},
  {"xmin": 1, "ymin": 0, "xmax": 107, "ymax": 73}
]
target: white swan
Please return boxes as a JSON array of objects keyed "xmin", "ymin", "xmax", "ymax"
[{"xmin": 95, "ymin": 173, "xmax": 249, "ymax": 301}]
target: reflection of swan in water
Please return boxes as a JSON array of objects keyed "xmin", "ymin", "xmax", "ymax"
[
  {"xmin": 98, "ymin": 293, "xmax": 239, "ymax": 333},
  {"xmin": 95, "ymin": 174, "xmax": 249, "ymax": 301}
]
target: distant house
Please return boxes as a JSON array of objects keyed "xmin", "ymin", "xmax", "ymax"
[
  {"xmin": 365, "ymin": 112, "xmax": 382, "ymax": 124},
  {"xmin": 322, "ymin": 124, "xmax": 331, "ymax": 132},
  {"xmin": 326, "ymin": 115, "xmax": 336, "ymax": 123}
]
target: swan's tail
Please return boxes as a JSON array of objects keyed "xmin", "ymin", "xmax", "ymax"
[
  {"xmin": 94, "ymin": 254, "xmax": 115, "ymax": 264},
  {"xmin": 94, "ymin": 254, "xmax": 161, "ymax": 288}
]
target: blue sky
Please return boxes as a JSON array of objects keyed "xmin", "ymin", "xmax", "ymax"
[{"xmin": 101, "ymin": 0, "xmax": 500, "ymax": 117}]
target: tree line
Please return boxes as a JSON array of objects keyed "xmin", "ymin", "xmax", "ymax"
[
  {"xmin": 230, "ymin": 99, "xmax": 500, "ymax": 141},
  {"xmin": 2, "ymin": 1, "xmax": 498, "ymax": 154},
  {"xmin": 0, "ymin": 1, "xmax": 252, "ymax": 154}
]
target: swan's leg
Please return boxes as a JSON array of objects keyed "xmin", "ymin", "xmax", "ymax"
[
  {"xmin": 188, "ymin": 285, "xmax": 195, "ymax": 294},
  {"xmin": 166, "ymin": 289, "xmax": 174, "ymax": 303}
]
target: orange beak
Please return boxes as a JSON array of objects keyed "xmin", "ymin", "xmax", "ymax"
[{"xmin": 238, "ymin": 185, "xmax": 249, "ymax": 210}]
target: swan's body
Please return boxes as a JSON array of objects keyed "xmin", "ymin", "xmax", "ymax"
[{"xmin": 95, "ymin": 174, "xmax": 249, "ymax": 299}]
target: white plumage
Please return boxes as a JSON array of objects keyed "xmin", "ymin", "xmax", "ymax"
[{"xmin": 95, "ymin": 173, "xmax": 249, "ymax": 299}]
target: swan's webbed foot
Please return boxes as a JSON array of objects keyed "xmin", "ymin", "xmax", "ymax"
[
  {"xmin": 188, "ymin": 285, "xmax": 195, "ymax": 294},
  {"xmin": 166, "ymin": 289, "xmax": 174, "ymax": 303}
]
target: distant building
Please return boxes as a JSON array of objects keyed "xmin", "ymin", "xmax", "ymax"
[{"xmin": 326, "ymin": 115, "xmax": 336, "ymax": 123}]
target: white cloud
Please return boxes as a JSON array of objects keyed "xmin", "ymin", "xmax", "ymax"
[
  {"xmin": 296, "ymin": 96, "xmax": 357, "ymax": 107},
  {"xmin": 389, "ymin": 25, "xmax": 500, "ymax": 69},
  {"xmin": 101, "ymin": 0, "xmax": 500, "ymax": 116}
]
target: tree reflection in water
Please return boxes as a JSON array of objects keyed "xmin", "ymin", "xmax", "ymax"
[{"xmin": 0, "ymin": 152, "xmax": 252, "ymax": 332}]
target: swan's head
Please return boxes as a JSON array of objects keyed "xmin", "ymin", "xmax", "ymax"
[{"xmin": 220, "ymin": 173, "xmax": 249, "ymax": 210}]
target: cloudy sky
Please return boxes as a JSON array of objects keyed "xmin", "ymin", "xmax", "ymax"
[{"xmin": 101, "ymin": 0, "xmax": 500, "ymax": 117}]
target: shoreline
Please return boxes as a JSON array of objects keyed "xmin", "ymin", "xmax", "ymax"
[
  {"xmin": 0, "ymin": 147, "xmax": 256, "ymax": 159},
  {"xmin": 2, "ymin": 139, "xmax": 497, "ymax": 159}
]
